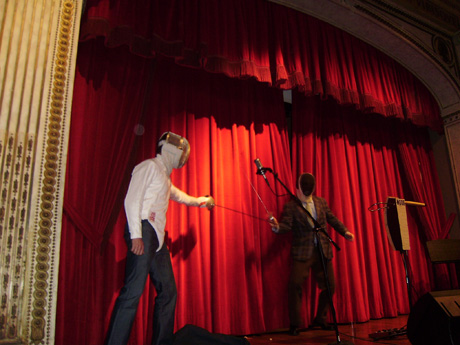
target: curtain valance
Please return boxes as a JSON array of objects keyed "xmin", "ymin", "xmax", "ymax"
[{"xmin": 81, "ymin": 0, "xmax": 442, "ymax": 130}]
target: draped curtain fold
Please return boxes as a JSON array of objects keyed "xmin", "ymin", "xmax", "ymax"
[
  {"xmin": 81, "ymin": 0, "xmax": 442, "ymax": 131},
  {"xmin": 62, "ymin": 39, "xmax": 153, "ymax": 246},
  {"xmin": 56, "ymin": 1, "xmax": 453, "ymax": 344},
  {"xmin": 396, "ymin": 124, "xmax": 457, "ymax": 289},
  {"xmin": 397, "ymin": 125, "xmax": 446, "ymax": 241},
  {"xmin": 136, "ymin": 57, "xmax": 294, "ymax": 335},
  {"xmin": 81, "ymin": 0, "xmax": 273, "ymax": 81},
  {"xmin": 290, "ymin": 91, "xmax": 438, "ymax": 322},
  {"xmin": 269, "ymin": 4, "xmax": 441, "ymax": 130},
  {"xmin": 57, "ymin": 39, "xmax": 153, "ymax": 344},
  {"xmin": 58, "ymin": 48, "xmax": 292, "ymax": 344}
]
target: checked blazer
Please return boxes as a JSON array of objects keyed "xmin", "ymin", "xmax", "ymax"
[{"xmin": 277, "ymin": 195, "xmax": 348, "ymax": 261}]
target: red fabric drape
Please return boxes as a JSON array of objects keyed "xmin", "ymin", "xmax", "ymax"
[
  {"xmin": 269, "ymin": 3, "xmax": 441, "ymax": 130},
  {"xmin": 58, "ymin": 46, "xmax": 450, "ymax": 345},
  {"xmin": 135, "ymin": 58, "xmax": 293, "ymax": 336},
  {"xmin": 398, "ymin": 126, "xmax": 446, "ymax": 240},
  {"xmin": 58, "ymin": 49, "xmax": 292, "ymax": 345},
  {"xmin": 81, "ymin": 0, "xmax": 272, "ymax": 82},
  {"xmin": 62, "ymin": 38, "xmax": 153, "ymax": 247},
  {"xmin": 57, "ymin": 1, "xmax": 452, "ymax": 343},
  {"xmin": 57, "ymin": 39, "xmax": 153, "ymax": 344},
  {"xmin": 397, "ymin": 124, "xmax": 458, "ymax": 290},
  {"xmin": 397, "ymin": 125, "xmax": 446, "ymax": 241},
  {"xmin": 81, "ymin": 0, "xmax": 442, "ymax": 131},
  {"xmin": 290, "ymin": 91, "xmax": 447, "ymax": 323}
]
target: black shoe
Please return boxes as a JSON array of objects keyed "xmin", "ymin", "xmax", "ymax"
[
  {"xmin": 288, "ymin": 326, "xmax": 300, "ymax": 336},
  {"xmin": 311, "ymin": 319, "xmax": 335, "ymax": 331}
]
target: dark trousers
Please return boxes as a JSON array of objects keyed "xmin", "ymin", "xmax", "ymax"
[
  {"xmin": 105, "ymin": 220, "xmax": 177, "ymax": 345},
  {"xmin": 288, "ymin": 253, "xmax": 335, "ymax": 328}
]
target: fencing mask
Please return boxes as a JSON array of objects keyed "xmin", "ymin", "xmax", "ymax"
[
  {"xmin": 157, "ymin": 132, "xmax": 190, "ymax": 169},
  {"xmin": 298, "ymin": 173, "xmax": 316, "ymax": 197}
]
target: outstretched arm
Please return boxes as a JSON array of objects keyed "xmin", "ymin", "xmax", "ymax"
[
  {"xmin": 170, "ymin": 184, "xmax": 215, "ymax": 210},
  {"xmin": 344, "ymin": 231, "xmax": 355, "ymax": 241},
  {"xmin": 268, "ymin": 201, "xmax": 296, "ymax": 234},
  {"xmin": 321, "ymin": 198, "xmax": 355, "ymax": 241}
]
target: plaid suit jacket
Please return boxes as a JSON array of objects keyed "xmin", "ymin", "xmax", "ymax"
[{"xmin": 277, "ymin": 196, "xmax": 348, "ymax": 261}]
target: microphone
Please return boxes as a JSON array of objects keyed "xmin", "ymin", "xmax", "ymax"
[{"xmin": 254, "ymin": 158, "xmax": 270, "ymax": 186}]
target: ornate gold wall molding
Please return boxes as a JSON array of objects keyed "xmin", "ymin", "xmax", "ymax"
[
  {"xmin": 444, "ymin": 112, "xmax": 460, "ymax": 214},
  {"xmin": 0, "ymin": 131, "xmax": 35, "ymax": 341},
  {"xmin": 0, "ymin": 0, "xmax": 82, "ymax": 344},
  {"xmin": 385, "ymin": 0, "xmax": 460, "ymax": 31},
  {"xmin": 354, "ymin": 0, "xmax": 460, "ymax": 90}
]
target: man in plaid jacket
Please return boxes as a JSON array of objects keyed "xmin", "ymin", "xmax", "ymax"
[{"xmin": 269, "ymin": 173, "xmax": 355, "ymax": 335}]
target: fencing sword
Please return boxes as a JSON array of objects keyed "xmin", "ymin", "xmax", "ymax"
[
  {"xmin": 211, "ymin": 203, "xmax": 269, "ymax": 222},
  {"xmin": 245, "ymin": 174, "xmax": 275, "ymax": 222},
  {"xmin": 210, "ymin": 170, "xmax": 274, "ymax": 223}
]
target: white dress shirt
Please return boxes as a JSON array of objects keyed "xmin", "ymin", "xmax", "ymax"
[{"xmin": 124, "ymin": 154, "xmax": 205, "ymax": 251}]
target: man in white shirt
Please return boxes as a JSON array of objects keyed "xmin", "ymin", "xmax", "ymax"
[{"xmin": 105, "ymin": 132, "xmax": 214, "ymax": 345}]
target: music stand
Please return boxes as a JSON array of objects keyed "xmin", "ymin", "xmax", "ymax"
[{"xmin": 381, "ymin": 197, "xmax": 425, "ymax": 307}]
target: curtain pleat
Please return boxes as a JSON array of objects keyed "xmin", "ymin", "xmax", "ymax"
[
  {"xmin": 137, "ymin": 58, "xmax": 293, "ymax": 336},
  {"xmin": 56, "ymin": 1, "xmax": 453, "ymax": 344},
  {"xmin": 57, "ymin": 39, "xmax": 153, "ymax": 345},
  {"xmin": 62, "ymin": 38, "xmax": 153, "ymax": 244},
  {"xmin": 81, "ymin": 0, "xmax": 273, "ymax": 82},
  {"xmin": 58, "ymin": 51, "xmax": 292, "ymax": 344},
  {"xmin": 269, "ymin": 5, "xmax": 441, "ymax": 130},
  {"xmin": 81, "ymin": 0, "xmax": 442, "ymax": 131},
  {"xmin": 396, "ymin": 124, "xmax": 458, "ymax": 290},
  {"xmin": 58, "ymin": 47, "xmax": 452, "ymax": 345},
  {"xmin": 290, "ymin": 92, "xmax": 442, "ymax": 323}
]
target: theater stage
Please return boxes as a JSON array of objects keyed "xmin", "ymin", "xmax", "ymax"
[{"xmin": 244, "ymin": 314, "xmax": 411, "ymax": 345}]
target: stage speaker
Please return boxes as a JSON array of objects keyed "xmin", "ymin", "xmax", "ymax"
[{"xmin": 407, "ymin": 290, "xmax": 460, "ymax": 345}]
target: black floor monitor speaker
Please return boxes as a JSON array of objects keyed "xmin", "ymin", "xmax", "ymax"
[
  {"xmin": 407, "ymin": 290, "xmax": 460, "ymax": 345},
  {"xmin": 173, "ymin": 324, "xmax": 250, "ymax": 345}
]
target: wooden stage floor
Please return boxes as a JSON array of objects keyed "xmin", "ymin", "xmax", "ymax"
[{"xmin": 244, "ymin": 315, "xmax": 411, "ymax": 345}]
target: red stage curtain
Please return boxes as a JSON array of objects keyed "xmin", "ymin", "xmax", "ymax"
[
  {"xmin": 133, "ymin": 57, "xmax": 293, "ymax": 337},
  {"xmin": 57, "ymin": 1, "xmax": 450, "ymax": 343},
  {"xmin": 58, "ymin": 44, "xmax": 449, "ymax": 345},
  {"xmin": 290, "ymin": 91, "xmax": 449, "ymax": 323},
  {"xmin": 81, "ymin": 0, "xmax": 272, "ymax": 82},
  {"xmin": 397, "ymin": 124, "xmax": 458, "ymax": 289},
  {"xmin": 81, "ymin": 0, "xmax": 442, "ymax": 131},
  {"xmin": 397, "ymin": 124, "xmax": 446, "ymax": 242},
  {"xmin": 57, "ymin": 39, "xmax": 153, "ymax": 345},
  {"xmin": 269, "ymin": 3, "xmax": 441, "ymax": 131},
  {"xmin": 62, "ymin": 38, "xmax": 153, "ymax": 247},
  {"xmin": 58, "ymin": 46, "xmax": 292, "ymax": 344}
]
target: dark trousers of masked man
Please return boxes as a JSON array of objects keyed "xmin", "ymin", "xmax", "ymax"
[
  {"xmin": 288, "ymin": 253, "xmax": 336, "ymax": 328},
  {"xmin": 105, "ymin": 220, "xmax": 177, "ymax": 345}
]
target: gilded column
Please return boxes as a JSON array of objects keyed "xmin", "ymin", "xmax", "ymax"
[
  {"xmin": 0, "ymin": 0, "xmax": 82, "ymax": 344},
  {"xmin": 443, "ymin": 112, "xmax": 460, "ymax": 219}
]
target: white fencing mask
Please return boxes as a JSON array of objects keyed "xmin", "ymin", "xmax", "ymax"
[{"xmin": 157, "ymin": 132, "xmax": 190, "ymax": 169}]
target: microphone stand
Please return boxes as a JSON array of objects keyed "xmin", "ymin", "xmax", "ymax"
[{"xmin": 260, "ymin": 167, "xmax": 354, "ymax": 345}]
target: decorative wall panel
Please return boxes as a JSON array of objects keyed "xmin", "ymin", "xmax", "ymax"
[
  {"xmin": 0, "ymin": 1, "xmax": 82, "ymax": 344},
  {"xmin": 444, "ymin": 113, "xmax": 460, "ymax": 217}
]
